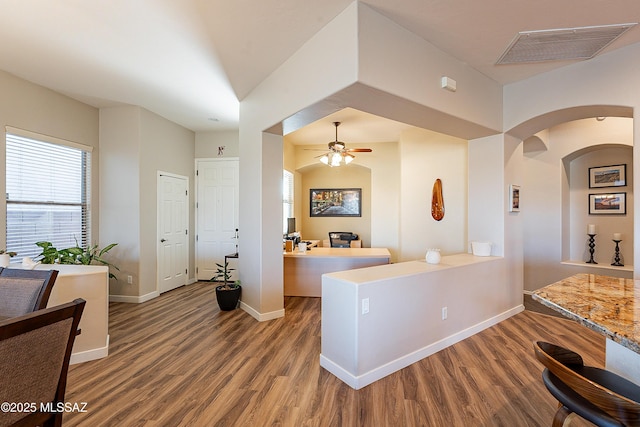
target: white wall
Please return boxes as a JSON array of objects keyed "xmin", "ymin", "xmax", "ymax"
[
  {"xmin": 399, "ymin": 128, "xmax": 467, "ymax": 261},
  {"xmin": 139, "ymin": 109, "xmax": 195, "ymax": 296},
  {"xmin": 468, "ymin": 135, "xmax": 505, "ymax": 256},
  {"xmin": 321, "ymin": 255, "xmax": 520, "ymax": 389},
  {"xmin": 99, "ymin": 106, "xmax": 142, "ymax": 297},
  {"xmin": 356, "ymin": 3, "xmax": 502, "ymax": 137},
  {"xmin": 240, "ymin": 3, "xmax": 505, "ymax": 318},
  {"xmin": 100, "ymin": 106, "xmax": 195, "ymax": 299},
  {"xmin": 504, "ymin": 44, "xmax": 640, "ymax": 280},
  {"xmin": 521, "ymin": 118, "xmax": 633, "ymax": 291},
  {"xmin": 195, "ymin": 130, "xmax": 239, "ymax": 158},
  {"xmin": 0, "ymin": 70, "xmax": 100, "ymax": 251},
  {"xmin": 239, "ymin": 3, "xmax": 361, "ymax": 319}
]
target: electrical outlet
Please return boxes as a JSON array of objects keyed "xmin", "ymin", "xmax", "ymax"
[
  {"xmin": 442, "ymin": 306, "xmax": 448, "ymax": 320},
  {"xmin": 362, "ymin": 298, "xmax": 370, "ymax": 315},
  {"xmin": 127, "ymin": 275, "xmax": 133, "ymax": 284}
]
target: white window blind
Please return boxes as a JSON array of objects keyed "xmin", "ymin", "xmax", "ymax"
[
  {"xmin": 283, "ymin": 170, "xmax": 294, "ymax": 234},
  {"xmin": 6, "ymin": 132, "xmax": 91, "ymax": 260}
]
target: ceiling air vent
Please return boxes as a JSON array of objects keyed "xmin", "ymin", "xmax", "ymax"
[{"xmin": 496, "ymin": 23, "xmax": 637, "ymax": 64}]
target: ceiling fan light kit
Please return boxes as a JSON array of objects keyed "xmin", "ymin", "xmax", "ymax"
[{"xmin": 316, "ymin": 122, "xmax": 372, "ymax": 167}]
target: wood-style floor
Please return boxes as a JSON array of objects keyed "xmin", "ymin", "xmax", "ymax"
[{"xmin": 64, "ymin": 281, "xmax": 603, "ymax": 426}]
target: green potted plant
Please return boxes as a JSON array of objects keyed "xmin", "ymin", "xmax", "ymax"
[
  {"xmin": 210, "ymin": 261, "xmax": 241, "ymax": 311},
  {"xmin": 0, "ymin": 250, "xmax": 17, "ymax": 267},
  {"xmin": 35, "ymin": 241, "xmax": 120, "ymax": 279}
]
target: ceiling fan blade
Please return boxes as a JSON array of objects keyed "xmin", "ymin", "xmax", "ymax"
[
  {"xmin": 304, "ymin": 148, "xmax": 330, "ymax": 151},
  {"xmin": 346, "ymin": 148, "xmax": 372, "ymax": 152}
]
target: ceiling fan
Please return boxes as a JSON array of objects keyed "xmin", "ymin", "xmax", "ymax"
[{"xmin": 311, "ymin": 122, "xmax": 372, "ymax": 167}]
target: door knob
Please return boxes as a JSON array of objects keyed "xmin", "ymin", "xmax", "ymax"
[{"xmin": 160, "ymin": 238, "xmax": 166, "ymax": 242}]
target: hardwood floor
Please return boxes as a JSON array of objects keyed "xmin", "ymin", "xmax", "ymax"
[{"xmin": 64, "ymin": 281, "xmax": 603, "ymax": 426}]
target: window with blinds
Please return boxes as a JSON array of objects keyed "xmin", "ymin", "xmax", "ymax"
[
  {"xmin": 6, "ymin": 131, "xmax": 91, "ymax": 260},
  {"xmin": 283, "ymin": 170, "xmax": 294, "ymax": 234}
]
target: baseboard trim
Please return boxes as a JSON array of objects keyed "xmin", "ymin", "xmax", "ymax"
[
  {"xmin": 70, "ymin": 335, "xmax": 110, "ymax": 365},
  {"xmin": 109, "ymin": 291, "xmax": 159, "ymax": 303},
  {"xmin": 320, "ymin": 304, "xmax": 524, "ymax": 389},
  {"xmin": 240, "ymin": 301, "xmax": 285, "ymax": 322}
]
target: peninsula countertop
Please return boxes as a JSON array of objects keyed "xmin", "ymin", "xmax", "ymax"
[{"xmin": 532, "ymin": 273, "xmax": 640, "ymax": 354}]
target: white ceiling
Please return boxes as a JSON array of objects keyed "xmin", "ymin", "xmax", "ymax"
[{"xmin": 1, "ymin": 0, "xmax": 639, "ymax": 142}]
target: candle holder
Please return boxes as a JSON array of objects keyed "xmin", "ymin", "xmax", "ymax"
[
  {"xmin": 611, "ymin": 239, "xmax": 624, "ymax": 266},
  {"xmin": 586, "ymin": 234, "xmax": 597, "ymax": 264}
]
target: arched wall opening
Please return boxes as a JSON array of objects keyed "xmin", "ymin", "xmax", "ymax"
[
  {"xmin": 295, "ymin": 162, "xmax": 372, "ymax": 247},
  {"xmin": 508, "ymin": 108, "xmax": 634, "ymax": 291},
  {"xmin": 284, "ymin": 107, "xmax": 470, "ymax": 262},
  {"xmin": 562, "ymin": 144, "xmax": 633, "ymax": 267}
]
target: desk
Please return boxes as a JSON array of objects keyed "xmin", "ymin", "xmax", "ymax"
[
  {"xmin": 283, "ymin": 240, "xmax": 319, "ymax": 250},
  {"xmin": 283, "ymin": 248, "xmax": 390, "ymax": 297},
  {"xmin": 532, "ymin": 273, "xmax": 640, "ymax": 385}
]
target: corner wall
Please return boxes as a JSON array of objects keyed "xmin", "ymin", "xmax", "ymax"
[
  {"xmin": 101, "ymin": 106, "xmax": 195, "ymax": 300},
  {"xmin": 240, "ymin": 2, "xmax": 504, "ymax": 319}
]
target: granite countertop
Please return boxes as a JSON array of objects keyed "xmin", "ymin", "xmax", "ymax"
[{"xmin": 532, "ymin": 273, "xmax": 640, "ymax": 354}]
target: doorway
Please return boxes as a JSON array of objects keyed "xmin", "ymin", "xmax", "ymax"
[
  {"xmin": 157, "ymin": 172, "xmax": 189, "ymax": 293},
  {"xmin": 195, "ymin": 158, "xmax": 239, "ymax": 281}
]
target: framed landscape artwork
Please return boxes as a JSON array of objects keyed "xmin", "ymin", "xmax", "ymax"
[
  {"xmin": 589, "ymin": 164, "xmax": 626, "ymax": 188},
  {"xmin": 589, "ymin": 192, "xmax": 626, "ymax": 215},
  {"xmin": 310, "ymin": 188, "xmax": 361, "ymax": 217},
  {"xmin": 509, "ymin": 184, "xmax": 520, "ymax": 212}
]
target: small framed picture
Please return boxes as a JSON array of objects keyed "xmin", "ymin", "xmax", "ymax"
[
  {"xmin": 589, "ymin": 164, "xmax": 626, "ymax": 188},
  {"xmin": 509, "ymin": 184, "xmax": 520, "ymax": 212},
  {"xmin": 589, "ymin": 192, "xmax": 626, "ymax": 215}
]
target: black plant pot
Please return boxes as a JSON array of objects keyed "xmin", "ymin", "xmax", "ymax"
[{"xmin": 215, "ymin": 284, "xmax": 241, "ymax": 311}]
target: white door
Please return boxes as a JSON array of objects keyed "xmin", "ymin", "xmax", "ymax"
[
  {"xmin": 158, "ymin": 173, "xmax": 189, "ymax": 293},
  {"xmin": 196, "ymin": 159, "xmax": 239, "ymax": 281}
]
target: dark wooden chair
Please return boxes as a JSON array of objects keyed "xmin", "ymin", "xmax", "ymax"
[
  {"xmin": 533, "ymin": 341, "xmax": 640, "ymax": 426},
  {"xmin": 0, "ymin": 268, "xmax": 58, "ymax": 318},
  {"xmin": 0, "ymin": 298, "xmax": 85, "ymax": 427}
]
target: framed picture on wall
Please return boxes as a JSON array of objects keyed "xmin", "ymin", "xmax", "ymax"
[
  {"xmin": 589, "ymin": 164, "xmax": 626, "ymax": 188},
  {"xmin": 509, "ymin": 184, "xmax": 520, "ymax": 212},
  {"xmin": 589, "ymin": 192, "xmax": 626, "ymax": 215},
  {"xmin": 310, "ymin": 188, "xmax": 361, "ymax": 217}
]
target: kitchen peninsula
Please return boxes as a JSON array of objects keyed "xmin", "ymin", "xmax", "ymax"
[{"xmin": 533, "ymin": 273, "xmax": 640, "ymax": 385}]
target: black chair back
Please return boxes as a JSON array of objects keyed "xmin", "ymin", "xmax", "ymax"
[{"xmin": 328, "ymin": 232, "xmax": 358, "ymax": 248}]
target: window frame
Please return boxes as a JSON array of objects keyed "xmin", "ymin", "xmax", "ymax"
[{"xmin": 5, "ymin": 127, "xmax": 93, "ymax": 259}]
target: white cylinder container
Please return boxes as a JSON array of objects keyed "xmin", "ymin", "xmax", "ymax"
[
  {"xmin": 471, "ymin": 241, "xmax": 492, "ymax": 256},
  {"xmin": 425, "ymin": 249, "xmax": 441, "ymax": 264}
]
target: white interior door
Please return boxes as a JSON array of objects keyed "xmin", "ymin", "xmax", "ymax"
[
  {"xmin": 196, "ymin": 159, "xmax": 239, "ymax": 281},
  {"xmin": 158, "ymin": 173, "xmax": 189, "ymax": 293}
]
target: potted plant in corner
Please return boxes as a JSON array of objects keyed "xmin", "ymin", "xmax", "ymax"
[
  {"xmin": 0, "ymin": 250, "xmax": 17, "ymax": 268},
  {"xmin": 210, "ymin": 261, "xmax": 241, "ymax": 311}
]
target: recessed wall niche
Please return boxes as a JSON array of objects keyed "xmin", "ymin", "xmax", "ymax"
[{"xmin": 564, "ymin": 145, "xmax": 633, "ymax": 268}]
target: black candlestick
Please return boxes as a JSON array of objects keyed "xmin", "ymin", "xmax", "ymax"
[
  {"xmin": 586, "ymin": 234, "xmax": 597, "ymax": 264},
  {"xmin": 611, "ymin": 239, "xmax": 624, "ymax": 266}
]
